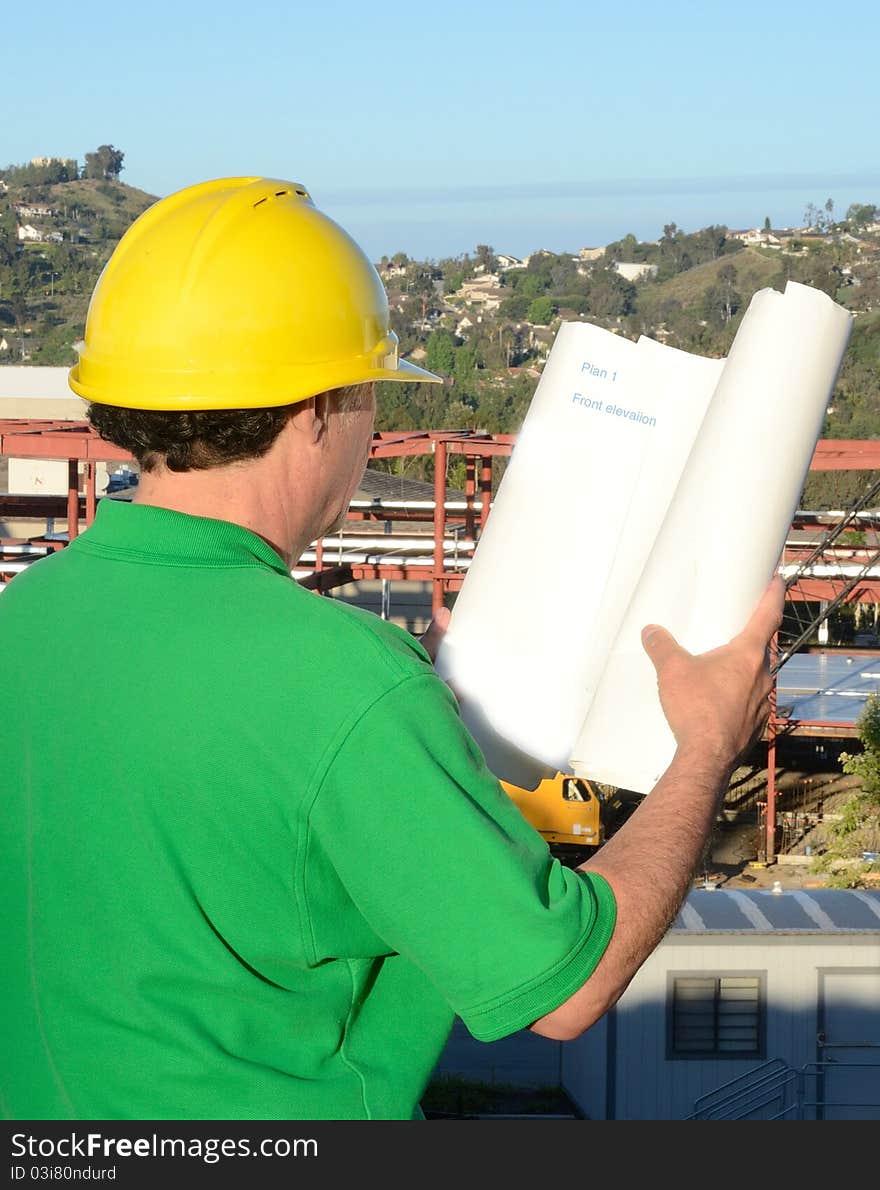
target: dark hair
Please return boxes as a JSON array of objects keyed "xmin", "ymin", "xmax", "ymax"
[
  {"xmin": 86, "ymin": 403, "xmax": 297, "ymax": 473},
  {"xmin": 88, "ymin": 384, "xmax": 374, "ymax": 473}
]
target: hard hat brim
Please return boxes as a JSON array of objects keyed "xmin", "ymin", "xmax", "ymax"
[
  {"xmin": 387, "ymin": 359, "xmax": 443, "ymax": 385},
  {"xmin": 69, "ymin": 354, "xmax": 443, "ymax": 411}
]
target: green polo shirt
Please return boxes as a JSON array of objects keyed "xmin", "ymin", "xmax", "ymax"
[{"xmin": 0, "ymin": 498, "xmax": 615, "ymax": 1120}]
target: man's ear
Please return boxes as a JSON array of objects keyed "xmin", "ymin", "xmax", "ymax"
[
  {"xmin": 289, "ymin": 395, "xmax": 327, "ymax": 446},
  {"xmin": 312, "ymin": 392, "xmax": 332, "ymax": 442}
]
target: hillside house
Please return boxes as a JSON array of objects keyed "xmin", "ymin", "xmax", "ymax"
[
  {"xmin": 457, "ymin": 275, "xmax": 504, "ymax": 311},
  {"xmin": 736, "ymin": 229, "xmax": 783, "ymax": 249},
  {"xmin": 613, "ymin": 260, "xmax": 658, "ymax": 282},
  {"xmin": 12, "ymin": 201, "xmax": 54, "ymax": 219},
  {"xmin": 30, "ymin": 156, "xmax": 76, "ymax": 170},
  {"xmin": 578, "ymin": 246, "xmax": 605, "ymax": 262},
  {"xmin": 495, "ymin": 253, "xmax": 524, "ymax": 270},
  {"xmin": 17, "ymin": 224, "xmax": 43, "ymax": 243}
]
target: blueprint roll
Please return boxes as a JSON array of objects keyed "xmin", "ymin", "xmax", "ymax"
[
  {"xmin": 570, "ymin": 281, "xmax": 853, "ymax": 793},
  {"xmin": 435, "ymin": 320, "xmax": 724, "ymax": 787}
]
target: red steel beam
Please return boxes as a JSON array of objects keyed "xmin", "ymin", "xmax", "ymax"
[
  {"xmin": 810, "ymin": 440, "xmax": 880, "ymax": 470},
  {"xmin": 480, "ymin": 457, "xmax": 492, "ymax": 529},
  {"xmin": 3, "ymin": 427, "xmax": 880, "ymax": 603},
  {"xmin": 786, "ymin": 579, "xmax": 880, "ymax": 602},
  {"xmin": 66, "ymin": 459, "xmax": 79, "ymax": 540},
  {"xmin": 0, "ymin": 422, "xmax": 133, "ymax": 463},
  {"xmin": 2, "ymin": 423, "xmax": 873, "ymax": 468},
  {"xmin": 433, "ymin": 438, "xmax": 447, "ymax": 616},
  {"xmin": 298, "ymin": 564, "xmax": 467, "ymax": 589},
  {"xmin": 464, "ymin": 457, "xmax": 476, "ymax": 541}
]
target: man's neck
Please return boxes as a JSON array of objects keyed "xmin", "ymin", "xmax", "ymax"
[{"xmin": 132, "ymin": 461, "xmax": 315, "ymax": 568}]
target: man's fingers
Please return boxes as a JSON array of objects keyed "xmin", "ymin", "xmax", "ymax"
[
  {"xmin": 641, "ymin": 623, "xmax": 686, "ymax": 673},
  {"xmin": 738, "ymin": 575, "xmax": 786, "ymax": 650},
  {"xmin": 419, "ymin": 607, "xmax": 451, "ymax": 663}
]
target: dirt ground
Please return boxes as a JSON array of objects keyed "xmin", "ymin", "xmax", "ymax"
[{"xmin": 701, "ymin": 765, "xmax": 868, "ymax": 889}]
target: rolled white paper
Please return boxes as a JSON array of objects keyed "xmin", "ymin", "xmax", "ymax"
[
  {"xmin": 571, "ymin": 281, "xmax": 852, "ymax": 791},
  {"xmin": 436, "ymin": 281, "xmax": 852, "ymax": 794},
  {"xmin": 435, "ymin": 323, "xmax": 723, "ymax": 783}
]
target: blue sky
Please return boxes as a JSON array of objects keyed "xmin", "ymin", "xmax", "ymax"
[{"xmin": 8, "ymin": 0, "xmax": 878, "ymax": 259}]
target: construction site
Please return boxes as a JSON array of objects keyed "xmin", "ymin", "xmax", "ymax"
[{"xmin": 3, "ymin": 373, "xmax": 880, "ymax": 892}]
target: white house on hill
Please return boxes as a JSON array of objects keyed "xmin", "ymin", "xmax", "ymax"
[{"xmin": 612, "ymin": 261, "xmax": 658, "ymax": 282}]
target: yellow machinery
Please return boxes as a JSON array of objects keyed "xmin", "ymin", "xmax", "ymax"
[{"xmin": 501, "ymin": 773, "xmax": 605, "ymax": 851}]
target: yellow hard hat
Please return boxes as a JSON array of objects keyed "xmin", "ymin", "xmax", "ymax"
[{"xmin": 69, "ymin": 176, "xmax": 442, "ymax": 409}]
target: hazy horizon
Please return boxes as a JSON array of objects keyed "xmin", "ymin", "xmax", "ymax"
[{"xmin": 9, "ymin": 0, "xmax": 877, "ymax": 260}]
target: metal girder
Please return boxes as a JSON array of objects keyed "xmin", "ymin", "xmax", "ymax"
[
  {"xmin": 0, "ymin": 421, "xmax": 132, "ymax": 462},
  {"xmin": 811, "ymin": 440, "xmax": 880, "ymax": 470},
  {"xmin": 786, "ymin": 579, "xmax": 880, "ymax": 602}
]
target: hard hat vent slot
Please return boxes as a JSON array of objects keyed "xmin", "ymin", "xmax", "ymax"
[
  {"xmin": 252, "ymin": 188, "xmax": 307, "ymax": 211},
  {"xmin": 253, "ymin": 189, "xmax": 296, "ymax": 209}
]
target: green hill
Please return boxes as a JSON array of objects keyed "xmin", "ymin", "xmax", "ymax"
[
  {"xmin": 646, "ymin": 246, "xmax": 782, "ymax": 307},
  {"xmin": 0, "ymin": 176, "xmax": 157, "ymax": 365}
]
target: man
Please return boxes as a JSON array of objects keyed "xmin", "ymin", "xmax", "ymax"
[{"xmin": 0, "ymin": 177, "xmax": 782, "ymax": 1120}]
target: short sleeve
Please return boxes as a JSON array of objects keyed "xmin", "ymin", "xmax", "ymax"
[{"xmin": 306, "ymin": 673, "xmax": 616, "ymax": 1042}]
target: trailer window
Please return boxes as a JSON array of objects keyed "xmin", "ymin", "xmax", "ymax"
[{"xmin": 669, "ymin": 974, "xmax": 764, "ymax": 1059}]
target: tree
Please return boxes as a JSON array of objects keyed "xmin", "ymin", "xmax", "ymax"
[
  {"xmin": 83, "ymin": 145, "xmax": 125, "ymax": 181},
  {"xmin": 764, "ymin": 215, "xmax": 771, "ymax": 231},
  {"xmin": 425, "ymin": 329, "xmax": 456, "ymax": 374},
  {"xmin": 822, "ymin": 695, "xmax": 880, "ymax": 879},
  {"xmin": 690, "ymin": 225, "xmax": 731, "ymax": 262},
  {"xmin": 702, "ymin": 263, "xmax": 742, "ymax": 327},
  {"xmin": 498, "ymin": 293, "xmax": 530, "ymax": 320},
  {"xmin": 587, "ymin": 270, "xmax": 635, "ymax": 318},
  {"xmin": 803, "ymin": 201, "xmax": 820, "ymax": 230},
  {"xmin": 804, "ymin": 198, "xmax": 836, "ymax": 233},
  {"xmin": 453, "ymin": 341, "xmax": 481, "ymax": 396},
  {"xmin": 610, "ymin": 233, "xmax": 642, "ymax": 263},
  {"xmin": 407, "ymin": 268, "xmax": 438, "ymax": 320},
  {"xmin": 8, "ymin": 277, "xmax": 30, "ymax": 359},
  {"xmin": 475, "ymin": 244, "xmax": 496, "ymax": 273},
  {"xmin": 526, "ymin": 296, "xmax": 554, "ymax": 325},
  {"xmin": 656, "ymin": 222, "xmax": 694, "ymax": 279},
  {"xmin": 846, "ymin": 203, "xmax": 878, "ymax": 228}
]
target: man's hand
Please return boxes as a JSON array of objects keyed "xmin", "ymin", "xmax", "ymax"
[
  {"xmin": 419, "ymin": 606, "xmax": 451, "ymax": 664},
  {"xmin": 641, "ymin": 575, "xmax": 785, "ymax": 773},
  {"xmin": 531, "ymin": 576, "xmax": 787, "ymax": 1043}
]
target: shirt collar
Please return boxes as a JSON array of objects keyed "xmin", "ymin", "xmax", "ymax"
[{"xmin": 70, "ymin": 498, "xmax": 291, "ymax": 576}]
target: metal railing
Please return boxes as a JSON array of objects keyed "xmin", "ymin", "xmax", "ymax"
[{"xmin": 688, "ymin": 1055, "xmax": 880, "ymax": 1119}]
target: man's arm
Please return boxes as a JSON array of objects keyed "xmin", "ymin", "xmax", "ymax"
[{"xmin": 529, "ymin": 577, "xmax": 784, "ymax": 1041}]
